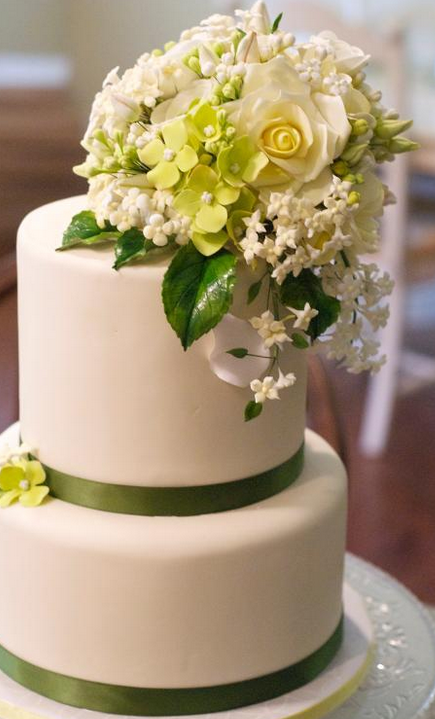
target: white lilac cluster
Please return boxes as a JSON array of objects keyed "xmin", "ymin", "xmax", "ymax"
[
  {"xmin": 87, "ymin": 176, "xmax": 192, "ymax": 247},
  {"xmin": 70, "ymin": 1, "xmax": 417, "ymax": 416}
]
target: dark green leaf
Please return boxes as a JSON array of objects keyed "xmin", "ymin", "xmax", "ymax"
[
  {"xmin": 162, "ymin": 243, "xmax": 237, "ymax": 350},
  {"xmin": 247, "ymin": 279, "xmax": 262, "ymax": 304},
  {"xmin": 58, "ymin": 211, "xmax": 119, "ymax": 250},
  {"xmin": 244, "ymin": 400, "xmax": 263, "ymax": 422},
  {"xmin": 291, "ymin": 333, "xmax": 310, "ymax": 349},
  {"xmin": 279, "ymin": 269, "xmax": 340, "ymax": 340},
  {"xmin": 271, "ymin": 12, "xmax": 283, "ymax": 32},
  {"xmin": 227, "ymin": 347, "xmax": 249, "ymax": 358},
  {"xmin": 113, "ymin": 229, "xmax": 152, "ymax": 269}
]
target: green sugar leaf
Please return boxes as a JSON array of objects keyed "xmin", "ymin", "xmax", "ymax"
[
  {"xmin": 271, "ymin": 12, "xmax": 283, "ymax": 32},
  {"xmin": 113, "ymin": 229, "xmax": 155, "ymax": 270},
  {"xmin": 162, "ymin": 243, "xmax": 237, "ymax": 350},
  {"xmin": 291, "ymin": 333, "xmax": 310, "ymax": 349},
  {"xmin": 227, "ymin": 347, "xmax": 249, "ymax": 358},
  {"xmin": 58, "ymin": 211, "xmax": 119, "ymax": 250},
  {"xmin": 247, "ymin": 279, "xmax": 262, "ymax": 304},
  {"xmin": 279, "ymin": 269, "xmax": 340, "ymax": 340},
  {"xmin": 244, "ymin": 400, "xmax": 263, "ymax": 422}
]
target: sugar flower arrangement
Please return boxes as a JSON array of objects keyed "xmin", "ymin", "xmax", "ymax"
[{"xmin": 61, "ymin": 1, "xmax": 417, "ymax": 420}]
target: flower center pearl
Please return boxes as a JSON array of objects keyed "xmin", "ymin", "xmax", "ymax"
[
  {"xmin": 163, "ymin": 148, "xmax": 175, "ymax": 161},
  {"xmin": 203, "ymin": 125, "xmax": 215, "ymax": 138},
  {"xmin": 230, "ymin": 163, "xmax": 240, "ymax": 174},
  {"xmin": 201, "ymin": 192, "xmax": 213, "ymax": 204},
  {"xmin": 19, "ymin": 479, "xmax": 30, "ymax": 491}
]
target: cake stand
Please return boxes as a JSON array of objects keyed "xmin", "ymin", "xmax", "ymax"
[{"xmin": 0, "ymin": 554, "xmax": 434, "ymax": 719}]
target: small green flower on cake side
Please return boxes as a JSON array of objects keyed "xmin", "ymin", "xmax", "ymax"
[
  {"xmin": 0, "ymin": 444, "xmax": 48, "ymax": 508},
  {"xmin": 60, "ymin": 1, "xmax": 418, "ymax": 420}
]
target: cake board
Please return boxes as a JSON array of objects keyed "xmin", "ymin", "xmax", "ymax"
[{"xmin": 0, "ymin": 555, "xmax": 433, "ymax": 719}]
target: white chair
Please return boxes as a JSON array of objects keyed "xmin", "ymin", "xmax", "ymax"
[{"xmin": 253, "ymin": 2, "xmax": 415, "ymax": 455}]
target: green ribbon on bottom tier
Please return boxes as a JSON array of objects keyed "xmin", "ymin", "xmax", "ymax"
[
  {"xmin": 0, "ymin": 616, "xmax": 343, "ymax": 716},
  {"xmin": 35, "ymin": 442, "xmax": 304, "ymax": 516}
]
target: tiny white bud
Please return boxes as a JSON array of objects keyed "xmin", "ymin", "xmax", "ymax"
[{"xmin": 202, "ymin": 61, "xmax": 215, "ymax": 77}]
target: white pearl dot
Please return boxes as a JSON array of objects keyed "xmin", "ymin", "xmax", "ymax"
[{"xmin": 201, "ymin": 192, "xmax": 213, "ymax": 205}]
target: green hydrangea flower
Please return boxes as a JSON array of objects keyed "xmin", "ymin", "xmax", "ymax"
[
  {"xmin": 188, "ymin": 103, "xmax": 222, "ymax": 143},
  {"xmin": 0, "ymin": 459, "xmax": 49, "ymax": 508},
  {"xmin": 138, "ymin": 119, "xmax": 198, "ymax": 190},
  {"xmin": 217, "ymin": 136, "xmax": 268, "ymax": 187},
  {"xmin": 174, "ymin": 165, "xmax": 240, "ymax": 235}
]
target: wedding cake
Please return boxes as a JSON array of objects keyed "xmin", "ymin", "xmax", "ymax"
[{"xmin": 0, "ymin": 2, "xmax": 415, "ymax": 716}]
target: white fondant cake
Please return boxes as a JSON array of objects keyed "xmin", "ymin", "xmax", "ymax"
[
  {"xmin": 0, "ymin": 0, "xmax": 415, "ymax": 707},
  {"xmin": 0, "ymin": 196, "xmax": 348, "ymax": 714}
]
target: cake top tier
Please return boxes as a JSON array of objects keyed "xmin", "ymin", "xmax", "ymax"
[{"xmin": 17, "ymin": 196, "xmax": 307, "ymax": 491}]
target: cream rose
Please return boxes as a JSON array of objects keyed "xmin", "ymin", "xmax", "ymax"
[
  {"xmin": 227, "ymin": 55, "xmax": 351, "ymax": 191},
  {"xmin": 312, "ymin": 32, "xmax": 370, "ymax": 76}
]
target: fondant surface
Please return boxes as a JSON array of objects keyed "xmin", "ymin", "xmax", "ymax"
[
  {"xmin": 0, "ymin": 424, "xmax": 347, "ymax": 690},
  {"xmin": 17, "ymin": 197, "xmax": 306, "ymax": 488}
]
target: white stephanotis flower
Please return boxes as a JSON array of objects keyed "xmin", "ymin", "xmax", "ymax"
[
  {"xmin": 249, "ymin": 311, "xmax": 291, "ymax": 348},
  {"xmin": 243, "ymin": 210, "xmax": 265, "ymax": 239},
  {"xmin": 287, "ymin": 303, "xmax": 319, "ymax": 331},
  {"xmin": 275, "ymin": 369, "xmax": 296, "ymax": 389},
  {"xmin": 250, "ymin": 376, "xmax": 280, "ymax": 403},
  {"xmin": 227, "ymin": 54, "xmax": 351, "ymax": 191},
  {"xmin": 240, "ymin": 234, "xmax": 257, "ymax": 264},
  {"xmin": 240, "ymin": 211, "xmax": 267, "ymax": 263},
  {"xmin": 254, "ymin": 237, "xmax": 284, "ymax": 266}
]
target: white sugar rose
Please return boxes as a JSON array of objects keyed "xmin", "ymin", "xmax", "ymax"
[
  {"xmin": 227, "ymin": 55, "xmax": 351, "ymax": 190},
  {"xmin": 312, "ymin": 32, "xmax": 370, "ymax": 76}
]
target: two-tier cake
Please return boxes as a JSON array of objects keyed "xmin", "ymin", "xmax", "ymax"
[{"xmin": 0, "ymin": 1, "xmax": 416, "ymax": 715}]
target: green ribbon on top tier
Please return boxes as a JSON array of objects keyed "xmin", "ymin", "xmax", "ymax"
[
  {"xmin": 34, "ymin": 442, "xmax": 304, "ymax": 516},
  {"xmin": 0, "ymin": 616, "xmax": 343, "ymax": 716}
]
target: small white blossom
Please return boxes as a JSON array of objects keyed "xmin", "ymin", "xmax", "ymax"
[
  {"xmin": 254, "ymin": 237, "xmax": 283, "ymax": 267},
  {"xmin": 250, "ymin": 311, "xmax": 291, "ymax": 348},
  {"xmin": 243, "ymin": 210, "xmax": 265, "ymax": 238},
  {"xmin": 143, "ymin": 213, "xmax": 174, "ymax": 246},
  {"xmin": 275, "ymin": 369, "xmax": 296, "ymax": 389},
  {"xmin": 240, "ymin": 234, "xmax": 257, "ymax": 264},
  {"xmin": 250, "ymin": 376, "xmax": 280, "ymax": 403},
  {"xmin": 288, "ymin": 303, "xmax": 319, "ymax": 331}
]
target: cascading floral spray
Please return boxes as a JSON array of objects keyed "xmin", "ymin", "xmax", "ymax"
[{"xmin": 60, "ymin": 1, "xmax": 417, "ymax": 420}]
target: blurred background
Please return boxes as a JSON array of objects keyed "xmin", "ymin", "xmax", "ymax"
[{"xmin": 0, "ymin": 1, "xmax": 434, "ymax": 599}]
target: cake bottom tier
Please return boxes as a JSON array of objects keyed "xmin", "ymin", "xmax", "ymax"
[{"xmin": 0, "ymin": 427, "xmax": 347, "ymax": 715}]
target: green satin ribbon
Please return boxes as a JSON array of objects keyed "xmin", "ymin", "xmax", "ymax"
[
  {"xmin": 0, "ymin": 616, "xmax": 343, "ymax": 716},
  {"xmin": 33, "ymin": 442, "xmax": 304, "ymax": 516}
]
